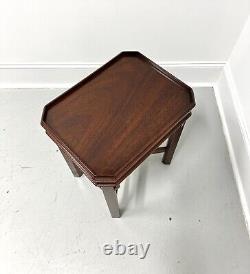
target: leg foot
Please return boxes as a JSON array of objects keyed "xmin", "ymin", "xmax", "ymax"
[
  {"xmin": 101, "ymin": 186, "xmax": 120, "ymax": 218},
  {"xmin": 162, "ymin": 123, "xmax": 185, "ymax": 165},
  {"xmin": 59, "ymin": 147, "xmax": 83, "ymax": 177}
]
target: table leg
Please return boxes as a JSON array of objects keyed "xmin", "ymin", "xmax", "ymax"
[
  {"xmin": 101, "ymin": 186, "xmax": 120, "ymax": 218},
  {"xmin": 162, "ymin": 122, "xmax": 185, "ymax": 165},
  {"xmin": 59, "ymin": 147, "xmax": 83, "ymax": 177}
]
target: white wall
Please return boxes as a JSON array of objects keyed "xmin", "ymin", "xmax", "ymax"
[
  {"xmin": 0, "ymin": 0, "xmax": 250, "ymax": 64},
  {"xmin": 215, "ymin": 14, "xmax": 250, "ymax": 232},
  {"xmin": 228, "ymin": 15, "xmax": 250, "ymax": 228},
  {"xmin": 229, "ymin": 16, "xmax": 250, "ymax": 136}
]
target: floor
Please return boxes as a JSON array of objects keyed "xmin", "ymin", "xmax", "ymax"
[{"xmin": 0, "ymin": 87, "xmax": 250, "ymax": 274}]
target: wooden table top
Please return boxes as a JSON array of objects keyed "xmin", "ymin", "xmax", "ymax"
[{"xmin": 41, "ymin": 52, "xmax": 195, "ymax": 186}]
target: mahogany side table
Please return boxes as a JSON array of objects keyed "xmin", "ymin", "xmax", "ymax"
[{"xmin": 41, "ymin": 52, "xmax": 195, "ymax": 218}]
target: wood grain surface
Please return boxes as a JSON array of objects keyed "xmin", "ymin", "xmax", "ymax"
[{"xmin": 41, "ymin": 52, "xmax": 195, "ymax": 186}]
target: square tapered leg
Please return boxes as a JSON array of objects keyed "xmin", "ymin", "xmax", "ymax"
[
  {"xmin": 101, "ymin": 186, "xmax": 120, "ymax": 218},
  {"xmin": 59, "ymin": 147, "xmax": 83, "ymax": 177},
  {"xmin": 162, "ymin": 122, "xmax": 185, "ymax": 165}
]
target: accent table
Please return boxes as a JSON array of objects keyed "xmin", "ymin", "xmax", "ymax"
[{"xmin": 41, "ymin": 51, "xmax": 195, "ymax": 218}]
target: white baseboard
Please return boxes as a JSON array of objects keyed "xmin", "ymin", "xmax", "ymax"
[
  {"xmin": 214, "ymin": 65, "xmax": 250, "ymax": 237},
  {"xmin": 0, "ymin": 62, "xmax": 224, "ymax": 89}
]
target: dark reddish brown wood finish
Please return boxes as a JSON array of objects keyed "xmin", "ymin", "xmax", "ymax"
[
  {"xmin": 162, "ymin": 121, "xmax": 186, "ymax": 164},
  {"xmin": 41, "ymin": 51, "xmax": 195, "ymax": 187},
  {"xmin": 59, "ymin": 147, "xmax": 83, "ymax": 177}
]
